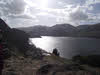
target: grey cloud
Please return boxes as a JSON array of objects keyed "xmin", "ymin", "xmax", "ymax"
[
  {"xmin": 70, "ymin": 10, "xmax": 88, "ymax": 21},
  {"xmin": 89, "ymin": 3, "xmax": 100, "ymax": 13},
  {"xmin": 6, "ymin": 0, "xmax": 26, "ymax": 14},
  {"xmin": 7, "ymin": 18, "xmax": 39, "ymax": 28},
  {"xmin": 7, "ymin": 14, "xmax": 35, "ymax": 20},
  {"xmin": 0, "ymin": 0, "xmax": 100, "ymax": 28},
  {"xmin": 5, "ymin": 0, "xmax": 26, "ymax": 14},
  {"xmin": 0, "ymin": 0, "xmax": 37, "ymax": 28},
  {"xmin": 0, "ymin": 0, "xmax": 26, "ymax": 17},
  {"xmin": 66, "ymin": 6, "xmax": 89, "ymax": 25},
  {"xmin": 85, "ymin": 0, "xmax": 100, "ymax": 6}
]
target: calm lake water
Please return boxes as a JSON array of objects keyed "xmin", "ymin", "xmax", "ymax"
[{"xmin": 30, "ymin": 36, "xmax": 100, "ymax": 58}]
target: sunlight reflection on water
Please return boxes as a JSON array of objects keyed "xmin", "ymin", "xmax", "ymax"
[
  {"xmin": 30, "ymin": 36, "xmax": 100, "ymax": 58},
  {"xmin": 31, "ymin": 36, "xmax": 55, "ymax": 52}
]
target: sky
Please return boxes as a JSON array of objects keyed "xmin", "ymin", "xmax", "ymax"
[{"xmin": 0, "ymin": 0, "xmax": 100, "ymax": 28}]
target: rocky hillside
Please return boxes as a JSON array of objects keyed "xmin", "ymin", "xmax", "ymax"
[{"xmin": 3, "ymin": 53, "xmax": 100, "ymax": 75}]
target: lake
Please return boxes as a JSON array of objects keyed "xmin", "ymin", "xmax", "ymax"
[{"xmin": 30, "ymin": 36, "xmax": 100, "ymax": 58}]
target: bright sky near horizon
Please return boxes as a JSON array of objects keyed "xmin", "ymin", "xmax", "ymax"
[{"xmin": 0, "ymin": 0, "xmax": 100, "ymax": 28}]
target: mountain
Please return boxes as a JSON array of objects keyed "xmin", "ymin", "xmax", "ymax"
[
  {"xmin": 77, "ymin": 23, "xmax": 100, "ymax": 38},
  {"xmin": 77, "ymin": 23, "xmax": 100, "ymax": 32},
  {"xmin": 18, "ymin": 24, "xmax": 78, "ymax": 37},
  {"xmin": 29, "ymin": 25, "xmax": 50, "ymax": 37},
  {"xmin": 77, "ymin": 25, "xmax": 90, "ymax": 30},
  {"xmin": 18, "ymin": 23, "xmax": 100, "ymax": 38},
  {"xmin": 18, "ymin": 26, "xmax": 49, "ymax": 37},
  {"xmin": 50, "ymin": 24, "xmax": 78, "ymax": 36}
]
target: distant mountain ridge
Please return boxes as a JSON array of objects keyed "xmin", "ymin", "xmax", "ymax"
[
  {"xmin": 77, "ymin": 23, "xmax": 100, "ymax": 38},
  {"xmin": 18, "ymin": 23, "xmax": 100, "ymax": 38},
  {"xmin": 18, "ymin": 24, "xmax": 78, "ymax": 37}
]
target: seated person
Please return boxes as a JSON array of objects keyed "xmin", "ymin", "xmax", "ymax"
[{"xmin": 52, "ymin": 48, "xmax": 60, "ymax": 56}]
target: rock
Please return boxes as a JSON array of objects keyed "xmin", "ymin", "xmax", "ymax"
[
  {"xmin": 36, "ymin": 63, "xmax": 85, "ymax": 75},
  {"xmin": 5, "ymin": 28, "xmax": 30, "ymax": 55},
  {"xmin": 36, "ymin": 64, "xmax": 53, "ymax": 75},
  {"xmin": 3, "ymin": 71, "xmax": 17, "ymax": 75},
  {"xmin": 0, "ymin": 18, "xmax": 11, "ymax": 32},
  {"xmin": 26, "ymin": 45, "xmax": 43, "ymax": 59}
]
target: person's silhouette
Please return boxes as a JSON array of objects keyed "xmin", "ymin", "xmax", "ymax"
[{"xmin": 52, "ymin": 48, "xmax": 60, "ymax": 56}]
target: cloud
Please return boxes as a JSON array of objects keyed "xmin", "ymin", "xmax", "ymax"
[
  {"xmin": 7, "ymin": 0, "xmax": 26, "ymax": 14},
  {"xmin": 56, "ymin": 0, "xmax": 100, "ymax": 25},
  {"xmin": 30, "ymin": 4, "xmax": 89, "ymax": 25},
  {"xmin": 0, "ymin": 0, "xmax": 100, "ymax": 27},
  {"xmin": 83, "ymin": 0, "xmax": 100, "ymax": 24},
  {"xmin": 7, "ymin": 14, "xmax": 36, "ymax": 19},
  {"xmin": 69, "ymin": 6, "xmax": 88, "ymax": 24},
  {"xmin": 0, "ymin": 0, "xmax": 26, "ymax": 16},
  {"xmin": 7, "ymin": 18, "xmax": 39, "ymax": 28},
  {"xmin": 85, "ymin": 0, "xmax": 100, "ymax": 6},
  {"xmin": 0, "ymin": 0, "xmax": 38, "ymax": 27}
]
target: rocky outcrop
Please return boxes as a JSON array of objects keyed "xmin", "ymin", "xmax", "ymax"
[
  {"xmin": 0, "ymin": 18, "xmax": 11, "ymax": 32},
  {"xmin": 5, "ymin": 28, "xmax": 30, "ymax": 54},
  {"xmin": 26, "ymin": 45, "xmax": 43, "ymax": 59},
  {"xmin": 0, "ymin": 18, "xmax": 43, "ymax": 59}
]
